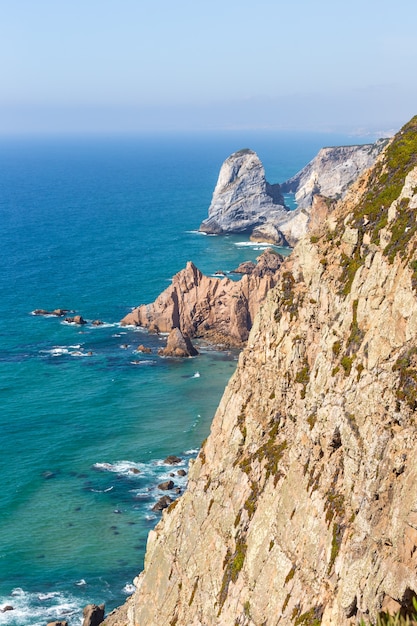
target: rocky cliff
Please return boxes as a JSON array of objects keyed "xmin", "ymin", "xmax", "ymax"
[
  {"xmin": 121, "ymin": 249, "xmax": 283, "ymax": 347},
  {"xmin": 199, "ymin": 149, "xmax": 289, "ymax": 244},
  {"xmin": 106, "ymin": 116, "xmax": 417, "ymax": 625}
]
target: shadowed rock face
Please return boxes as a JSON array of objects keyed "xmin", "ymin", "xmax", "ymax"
[
  {"xmin": 121, "ymin": 250, "xmax": 284, "ymax": 347},
  {"xmin": 103, "ymin": 118, "xmax": 417, "ymax": 626},
  {"xmin": 199, "ymin": 149, "xmax": 287, "ymax": 238}
]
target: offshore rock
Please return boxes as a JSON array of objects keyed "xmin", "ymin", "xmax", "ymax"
[
  {"xmin": 121, "ymin": 250, "xmax": 283, "ymax": 347},
  {"xmin": 158, "ymin": 328, "xmax": 198, "ymax": 358},
  {"xmin": 199, "ymin": 149, "xmax": 288, "ymax": 243},
  {"xmin": 102, "ymin": 117, "xmax": 417, "ymax": 625}
]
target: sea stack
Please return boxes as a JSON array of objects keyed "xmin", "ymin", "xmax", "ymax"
[{"xmin": 199, "ymin": 148, "xmax": 288, "ymax": 243}]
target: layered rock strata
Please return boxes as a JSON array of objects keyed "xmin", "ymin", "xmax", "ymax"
[
  {"xmin": 104, "ymin": 117, "xmax": 417, "ymax": 625},
  {"xmin": 121, "ymin": 249, "xmax": 283, "ymax": 347},
  {"xmin": 199, "ymin": 149, "xmax": 288, "ymax": 242}
]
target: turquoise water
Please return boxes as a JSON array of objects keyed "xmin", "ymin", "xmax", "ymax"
[{"xmin": 0, "ymin": 131, "xmax": 370, "ymax": 625}]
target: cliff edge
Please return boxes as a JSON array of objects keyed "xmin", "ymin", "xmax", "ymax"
[{"xmin": 106, "ymin": 116, "xmax": 417, "ymax": 625}]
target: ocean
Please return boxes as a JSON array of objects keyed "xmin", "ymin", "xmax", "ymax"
[{"xmin": 0, "ymin": 130, "xmax": 372, "ymax": 625}]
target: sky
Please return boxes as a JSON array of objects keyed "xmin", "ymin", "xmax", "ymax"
[{"xmin": 1, "ymin": 0, "xmax": 416, "ymax": 135}]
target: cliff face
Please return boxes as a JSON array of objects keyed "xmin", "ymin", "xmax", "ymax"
[
  {"xmin": 277, "ymin": 140, "xmax": 389, "ymax": 246},
  {"xmin": 121, "ymin": 250, "xmax": 283, "ymax": 347},
  {"xmin": 199, "ymin": 149, "xmax": 288, "ymax": 243},
  {"xmin": 281, "ymin": 140, "xmax": 389, "ymax": 210},
  {"xmin": 107, "ymin": 117, "xmax": 417, "ymax": 625}
]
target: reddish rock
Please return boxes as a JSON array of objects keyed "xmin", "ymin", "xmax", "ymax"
[
  {"xmin": 137, "ymin": 344, "xmax": 152, "ymax": 354},
  {"xmin": 121, "ymin": 250, "xmax": 283, "ymax": 347}
]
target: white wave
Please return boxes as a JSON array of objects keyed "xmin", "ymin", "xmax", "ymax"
[
  {"xmin": 122, "ymin": 583, "xmax": 136, "ymax": 594},
  {"xmin": 0, "ymin": 587, "xmax": 82, "ymax": 626},
  {"xmin": 75, "ymin": 579, "xmax": 86, "ymax": 586},
  {"xmin": 90, "ymin": 486, "xmax": 114, "ymax": 493},
  {"xmin": 88, "ymin": 322, "xmax": 117, "ymax": 329},
  {"xmin": 39, "ymin": 347, "xmax": 70, "ymax": 357},
  {"xmin": 192, "ymin": 371, "xmax": 200, "ymax": 378},
  {"xmin": 93, "ymin": 461, "xmax": 142, "ymax": 476},
  {"xmin": 131, "ymin": 359, "xmax": 156, "ymax": 366},
  {"xmin": 184, "ymin": 449, "xmax": 199, "ymax": 455},
  {"xmin": 37, "ymin": 592, "xmax": 60, "ymax": 601},
  {"xmin": 185, "ymin": 230, "xmax": 207, "ymax": 235}
]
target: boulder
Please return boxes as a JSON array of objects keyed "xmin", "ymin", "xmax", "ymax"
[
  {"xmin": 177, "ymin": 469, "xmax": 187, "ymax": 477},
  {"xmin": 250, "ymin": 223, "xmax": 289, "ymax": 246},
  {"xmin": 1, "ymin": 606, "xmax": 14, "ymax": 612},
  {"xmin": 64, "ymin": 315, "xmax": 87, "ymax": 325},
  {"xmin": 152, "ymin": 495, "xmax": 173, "ymax": 511},
  {"xmin": 46, "ymin": 622, "xmax": 68, "ymax": 626},
  {"xmin": 91, "ymin": 319, "xmax": 103, "ymax": 326},
  {"xmin": 137, "ymin": 344, "xmax": 152, "ymax": 354},
  {"xmin": 164, "ymin": 455, "xmax": 182, "ymax": 465},
  {"xmin": 158, "ymin": 328, "xmax": 199, "ymax": 358},
  {"xmin": 82, "ymin": 603, "xmax": 105, "ymax": 626},
  {"xmin": 158, "ymin": 480, "xmax": 175, "ymax": 490},
  {"xmin": 51, "ymin": 309, "xmax": 69, "ymax": 316}
]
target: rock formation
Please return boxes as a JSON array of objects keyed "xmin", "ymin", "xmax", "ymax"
[
  {"xmin": 199, "ymin": 149, "xmax": 288, "ymax": 241},
  {"xmin": 102, "ymin": 117, "xmax": 417, "ymax": 625},
  {"xmin": 199, "ymin": 140, "xmax": 389, "ymax": 248},
  {"xmin": 158, "ymin": 327, "xmax": 199, "ymax": 357},
  {"xmin": 121, "ymin": 249, "xmax": 284, "ymax": 347}
]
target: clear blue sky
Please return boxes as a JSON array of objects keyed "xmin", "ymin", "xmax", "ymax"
[{"xmin": 1, "ymin": 0, "xmax": 416, "ymax": 134}]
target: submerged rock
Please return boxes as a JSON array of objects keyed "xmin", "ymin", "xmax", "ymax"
[
  {"xmin": 158, "ymin": 480, "xmax": 175, "ymax": 490},
  {"xmin": 164, "ymin": 455, "xmax": 182, "ymax": 465}
]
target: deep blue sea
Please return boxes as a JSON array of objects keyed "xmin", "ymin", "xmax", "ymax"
[{"xmin": 0, "ymin": 130, "xmax": 372, "ymax": 625}]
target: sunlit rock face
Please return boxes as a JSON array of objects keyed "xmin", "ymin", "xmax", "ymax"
[{"xmin": 105, "ymin": 118, "xmax": 417, "ymax": 626}]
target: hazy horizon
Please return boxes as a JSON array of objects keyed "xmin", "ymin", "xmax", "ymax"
[{"xmin": 1, "ymin": 0, "xmax": 416, "ymax": 136}]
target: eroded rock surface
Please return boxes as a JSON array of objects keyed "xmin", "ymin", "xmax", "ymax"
[{"xmin": 103, "ymin": 117, "xmax": 417, "ymax": 625}]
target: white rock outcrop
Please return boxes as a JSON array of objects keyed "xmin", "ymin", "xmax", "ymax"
[{"xmin": 199, "ymin": 149, "xmax": 289, "ymax": 243}]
